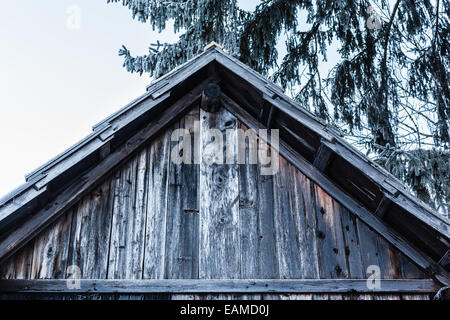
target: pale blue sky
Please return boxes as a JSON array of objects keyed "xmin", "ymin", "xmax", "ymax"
[
  {"xmin": 0, "ymin": 1, "xmax": 159, "ymax": 196},
  {"xmin": 0, "ymin": 1, "xmax": 261, "ymax": 197},
  {"xmin": 0, "ymin": 0, "xmax": 339, "ymax": 198}
]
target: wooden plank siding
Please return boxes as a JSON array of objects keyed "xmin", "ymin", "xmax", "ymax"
[
  {"xmin": 0, "ymin": 107, "xmax": 428, "ymax": 288},
  {"xmin": 0, "ymin": 279, "xmax": 438, "ymax": 293},
  {"xmin": 199, "ymin": 106, "xmax": 241, "ymax": 279},
  {"xmin": 0, "ymin": 293, "xmax": 432, "ymax": 300},
  {"xmin": 165, "ymin": 107, "xmax": 200, "ymax": 279}
]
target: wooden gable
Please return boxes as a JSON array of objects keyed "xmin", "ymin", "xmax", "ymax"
[
  {"xmin": 0, "ymin": 47, "xmax": 448, "ymax": 300},
  {"xmin": 1, "ymin": 106, "xmax": 437, "ymax": 300}
]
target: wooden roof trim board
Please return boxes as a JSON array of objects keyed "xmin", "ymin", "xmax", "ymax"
[
  {"xmin": 0, "ymin": 279, "xmax": 439, "ymax": 294},
  {"xmin": 0, "ymin": 47, "xmax": 448, "ymax": 285}
]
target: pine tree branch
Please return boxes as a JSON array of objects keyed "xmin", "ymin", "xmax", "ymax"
[
  {"xmin": 433, "ymin": 0, "xmax": 440, "ymax": 51},
  {"xmin": 382, "ymin": 0, "xmax": 401, "ymax": 75},
  {"xmin": 381, "ymin": 1, "xmax": 400, "ymax": 75}
]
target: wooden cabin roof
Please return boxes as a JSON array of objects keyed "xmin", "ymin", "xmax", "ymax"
[{"xmin": 0, "ymin": 47, "xmax": 448, "ymax": 289}]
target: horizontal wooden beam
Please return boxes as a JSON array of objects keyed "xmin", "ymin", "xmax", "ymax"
[
  {"xmin": 221, "ymin": 94, "xmax": 450, "ymax": 287},
  {"xmin": 0, "ymin": 81, "xmax": 209, "ymax": 265},
  {"xmin": 0, "ymin": 279, "xmax": 439, "ymax": 294}
]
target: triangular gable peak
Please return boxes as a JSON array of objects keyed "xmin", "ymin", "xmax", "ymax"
[
  {"xmin": 0, "ymin": 47, "xmax": 448, "ymax": 294},
  {"xmin": 0, "ymin": 107, "xmax": 437, "ymax": 299}
]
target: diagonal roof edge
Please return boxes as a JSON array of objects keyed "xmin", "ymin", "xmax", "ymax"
[
  {"xmin": 211, "ymin": 47, "xmax": 449, "ymax": 230},
  {"xmin": 0, "ymin": 46, "xmax": 448, "ymax": 286},
  {"xmin": 0, "ymin": 47, "xmax": 448, "ymax": 238},
  {"xmin": 22, "ymin": 48, "xmax": 218, "ymax": 184}
]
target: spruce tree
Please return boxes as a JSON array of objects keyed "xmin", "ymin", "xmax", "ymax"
[{"xmin": 108, "ymin": 0, "xmax": 450, "ymax": 215}]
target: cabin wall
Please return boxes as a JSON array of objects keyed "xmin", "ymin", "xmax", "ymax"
[
  {"xmin": 0, "ymin": 293, "xmax": 433, "ymax": 300},
  {"xmin": 0, "ymin": 107, "xmax": 427, "ymax": 288}
]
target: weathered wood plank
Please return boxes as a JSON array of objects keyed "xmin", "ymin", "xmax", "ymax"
[
  {"xmin": 238, "ymin": 123, "xmax": 260, "ymax": 279},
  {"xmin": 85, "ymin": 180, "xmax": 115, "ymax": 279},
  {"xmin": 379, "ymin": 242, "xmax": 403, "ymax": 279},
  {"xmin": 0, "ymin": 279, "xmax": 439, "ymax": 293},
  {"xmin": 66, "ymin": 201, "xmax": 86, "ymax": 278},
  {"xmin": 31, "ymin": 209, "xmax": 73, "ymax": 279},
  {"xmin": 273, "ymin": 159, "xmax": 302, "ymax": 279},
  {"xmin": 76, "ymin": 180, "xmax": 114, "ymax": 279},
  {"xmin": 199, "ymin": 107, "xmax": 241, "ymax": 279},
  {"xmin": 314, "ymin": 186, "xmax": 348, "ymax": 279},
  {"xmin": 165, "ymin": 107, "xmax": 200, "ymax": 279},
  {"xmin": 107, "ymin": 152, "xmax": 145, "ymax": 279},
  {"xmin": 133, "ymin": 149, "xmax": 150, "ymax": 276},
  {"xmin": 66, "ymin": 178, "xmax": 115, "ymax": 279},
  {"xmin": 292, "ymin": 170, "xmax": 320, "ymax": 278},
  {"xmin": 255, "ymin": 144, "xmax": 279, "ymax": 279},
  {"xmin": 107, "ymin": 158, "xmax": 135, "ymax": 278},
  {"xmin": 143, "ymin": 129, "xmax": 172, "ymax": 279},
  {"xmin": 339, "ymin": 207, "xmax": 364, "ymax": 279},
  {"xmin": 238, "ymin": 164, "xmax": 259, "ymax": 278},
  {"xmin": 0, "ymin": 244, "xmax": 34, "ymax": 279},
  {"xmin": 356, "ymin": 219, "xmax": 398, "ymax": 279}
]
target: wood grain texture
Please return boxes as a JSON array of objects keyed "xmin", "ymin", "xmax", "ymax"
[
  {"xmin": 238, "ymin": 123, "xmax": 259, "ymax": 279},
  {"xmin": 339, "ymin": 207, "xmax": 364, "ymax": 279},
  {"xmin": 273, "ymin": 159, "xmax": 303, "ymax": 279},
  {"xmin": 143, "ymin": 128, "xmax": 172, "ymax": 279},
  {"xmin": 357, "ymin": 219, "xmax": 398, "ymax": 279},
  {"xmin": 292, "ymin": 168, "xmax": 320, "ymax": 278},
  {"xmin": 0, "ymin": 279, "xmax": 439, "ymax": 293},
  {"xmin": 165, "ymin": 107, "xmax": 200, "ymax": 279},
  {"xmin": 199, "ymin": 106, "xmax": 241, "ymax": 279},
  {"xmin": 255, "ymin": 143, "xmax": 279, "ymax": 279},
  {"xmin": 0, "ymin": 292, "xmax": 431, "ymax": 300},
  {"xmin": 108, "ymin": 156, "xmax": 140, "ymax": 279},
  {"xmin": 0, "ymin": 244, "xmax": 34, "ymax": 279},
  {"xmin": 67, "ymin": 179, "xmax": 114, "ymax": 279},
  {"xmin": 31, "ymin": 209, "xmax": 73, "ymax": 279},
  {"xmin": 0, "ymin": 107, "xmax": 431, "ymax": 297},
  {"xmin": 314, "ymin": 186, "xmax": 348, "ymax": 279},
  {"xmin": 221, "ymin": 93, "xmax": 445, "ymax": 283}
]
